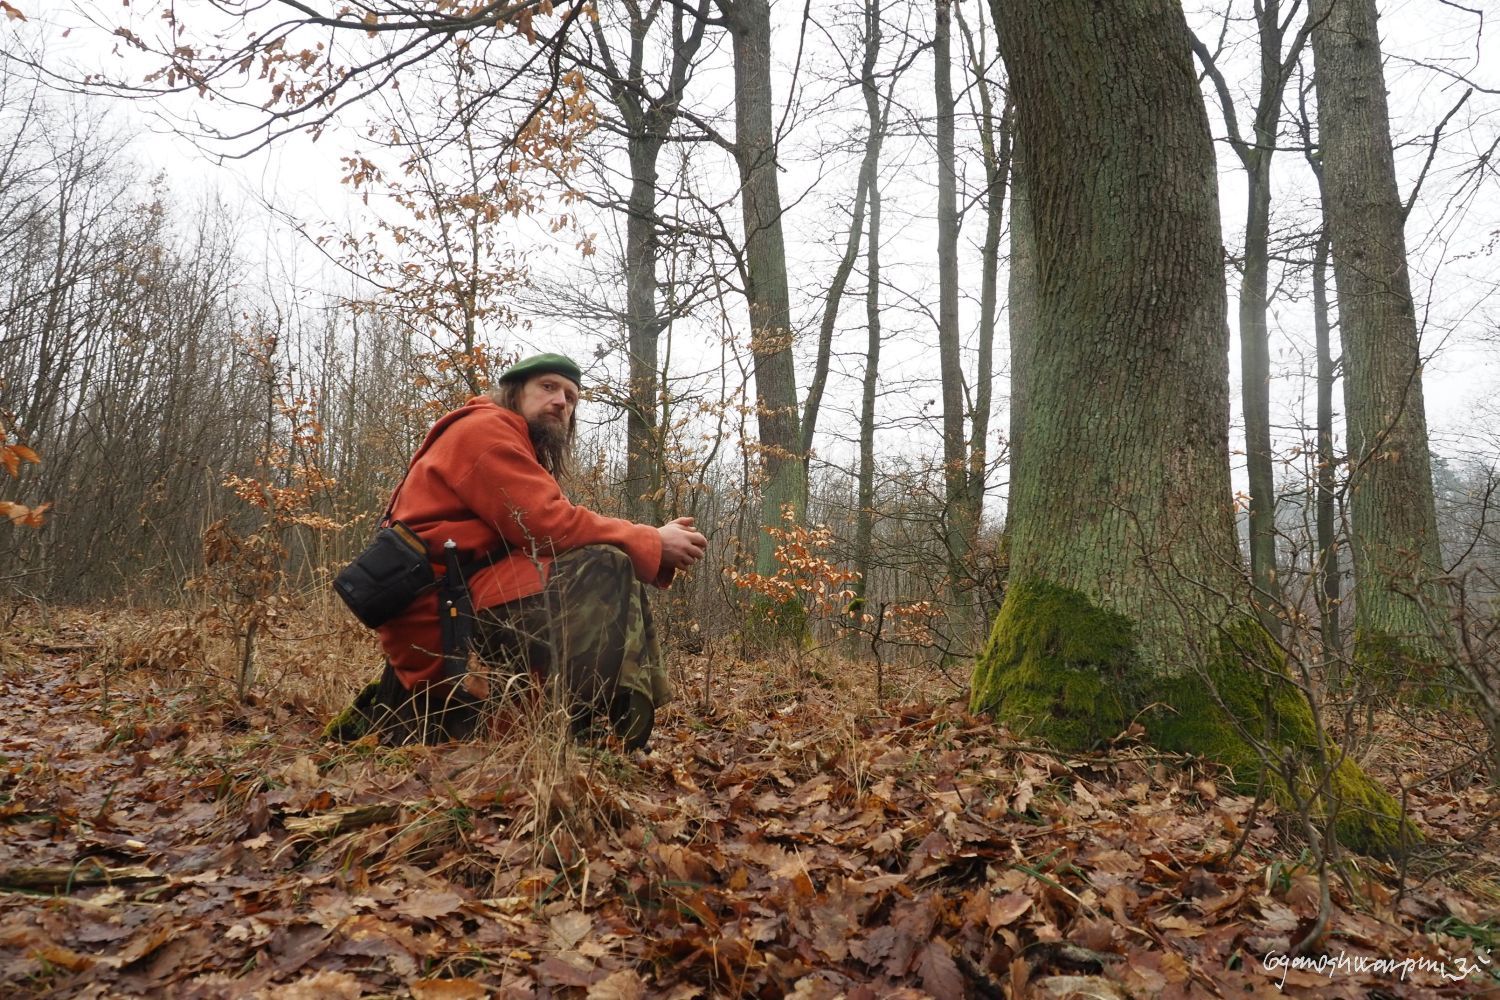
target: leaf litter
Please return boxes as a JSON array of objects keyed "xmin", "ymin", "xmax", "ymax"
[{"xmin": 0, "ymin": 614, "xmax": 1495, "ymax": 998}]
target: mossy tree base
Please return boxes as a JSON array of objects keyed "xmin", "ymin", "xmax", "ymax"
[
  {"xmin": 971, "ymin": 578, "xmax": 1415, "ymax": 855},
  {"xmin": 1352, "ymin": 628, "xmax": 1452, "ymax": 706},
  {"xmin": 742, "ymin": 595, "xmax": 809, "ymax": 654}
]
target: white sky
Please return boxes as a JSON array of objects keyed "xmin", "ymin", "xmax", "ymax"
[{"xmin": 8, "ymin": 0, "xmax": 1500, "ymax": 513}]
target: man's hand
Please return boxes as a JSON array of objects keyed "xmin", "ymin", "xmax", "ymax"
[{"xmin": 658, "ymin": 516, "xmax": 707, "ymax": 572}]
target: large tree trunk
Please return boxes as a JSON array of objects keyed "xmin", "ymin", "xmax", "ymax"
[
  {"xmin": 720, "ymin": 0, "xmax": 806, "ymax": 584},
  {"xmin": 1005, "ymin": 150, "xmax": 1035, "ymax": 514},
  {"xmin": 1309, "ymin": 0, "xmax": 1449, "ymax": 676},
  {"xmin": 970, "ymin": 0, "xmax": 1404, "ymax": 853}
]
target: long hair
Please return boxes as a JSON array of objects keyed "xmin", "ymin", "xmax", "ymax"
[{"xmin": 488, "ymin": 380, "xmax": 576, "ymax": 482}]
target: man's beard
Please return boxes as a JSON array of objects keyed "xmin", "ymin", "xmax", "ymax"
[{"xmin": 527, "ymin": 415, "xmax": 572, "ymax": 479}]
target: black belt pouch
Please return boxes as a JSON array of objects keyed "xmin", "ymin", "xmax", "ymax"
[{"xmin": 333, "ymin": 521, "xmax": 435, "ymax": 628}]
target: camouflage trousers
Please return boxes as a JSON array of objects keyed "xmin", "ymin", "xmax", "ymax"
[{"xmin": 326, "ymin": 545, "xmax": 671, "ymax": 749}]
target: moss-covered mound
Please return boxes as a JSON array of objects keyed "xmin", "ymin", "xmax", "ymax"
[{"xmin": 970, "ymin": 578, "xmax": 1416, "ymax": 855}]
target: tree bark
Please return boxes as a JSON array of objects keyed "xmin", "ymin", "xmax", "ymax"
[
  {"xmin": 720, "ymin": 0, "xmax": 807, "ymax": 584},
  {"xmin": 622, "ymin": 132, "xmax": 666, "ymax": 524},
  {"xmin": 934, "ymin": 0, "xmax": 969, "ymax": 624},
  {"xmin": 1005, "ymin": 148, "xmax": 1036, "ymax": 513},
  {"xmin": 853, "ymin": 0, "xmax": 884, "ymax": 618},
  {"xmin": 970, "ymin": 0, "xmax": 1404, "ymax": 854},
  {"xmin": 1309, "ymin": 0, "xmax": 1451, "ymax": 673},
  {"xmin": 590, "ymin": 1, "xmax": 711, "ymax": 524},
  {"xmin": 1192, "ymin": 6, "xmax": 1310, "ymax": 642},
  {"xmin": 1312, "ymin": 224, "xmax": 1342, "ymax": 657}
]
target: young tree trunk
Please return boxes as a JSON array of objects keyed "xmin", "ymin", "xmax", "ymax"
[
  {"xmin": 1240, "ymin": 151, "xmax": 1281, "ymax": 633},
  {"xmin": 588, "ymin": 1, "xmax": 711, "ymax": 525},
  {"xmin": 720, "ymin": 0, "xmax": 807, "ymax": 582},
  {"xmin": 965, "ymin": 75, "xmax": 1009, "ymax": 546},
  {"xmin": 801, "ymin": 157, "xmax": 871, "ymax": 472},
  {"xmin": 934, "ymin": 0, "xmax": 970, "ymax": 627},
  {"xmin": 1192, "ymin": 5, "xmax": 1310, "ymax": 642},
  {"xmin": 853, "ymin": 0, "xmax": 884, "ymax": 619},
  {"xmin": 1309, "ymin": 0, "xmax": 1451, "ymax": 673},
  {"xmin": 854, "ymin": 139, "xmax": 882, "ymax": 627},
  {"xmin": 971, "ymin": 0, "xmax": 1404, "ymax": 854},
  {"xmin": 1312, "ymin": 225, "xmax": 1342, "ymax": 657},
  {"xmin": 623, "ymin": 134, "xmax": 666, "ymax": 524}
]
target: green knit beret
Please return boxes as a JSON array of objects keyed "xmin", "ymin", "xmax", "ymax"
[{"xmin": 498, "ymin": 352, "xmax": 582, "ymax": 387}]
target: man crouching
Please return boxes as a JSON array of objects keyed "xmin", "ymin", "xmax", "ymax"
[{"xmin": 327, "ymin": 353, "xmax": 706, "ymax": 748}]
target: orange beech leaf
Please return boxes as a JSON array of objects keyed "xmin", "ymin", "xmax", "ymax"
[
  {"xmin": 1, "ymin": 2, "xmax": 25, "ymax": 22},
  {"xmin": 1, "ymin": 501, "xmax": 48, "ymax": 527}
]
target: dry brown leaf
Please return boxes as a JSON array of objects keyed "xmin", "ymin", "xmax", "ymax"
[
  {"xmin": 1033, "ymin": 974, "xmax": 1130, "ymax": 999},
  {"xmin": 1153, "ymin": 914, "xmax": 1206, "ymax": 938},
  {"xmin": 1013, "ymin": 777, "xmax": 1036, "ymax": 813},
  {"xmin": 266, "ymin": 970, "xmax": 364, "ymax": 1000},
  {"xmin": 786, "ymin": 973, "xmax": 844, "ymax": 999},
  {"xmin": 410, "ymin": 979, "xmax": 490, "ymax": 1000},
  {"xmin": 279, "ymin": 756, "xmax": 320, "ymax": 788},
  {"xmin": 396, "ymin": 889, "xmax": 465, "ymax": 921},
  {"xmin": 537, "ymin": 954, "xmax": 599, "ymax": 988},
  {"xmin": 918, "ymin": 939, "xmax": 964, "ymax": 1000},
  {"xmin": 586, "ymin": 968, "xmax": 648, "ymax": 1000},
  {"xmin": 810, "ymin": 902, "xmax": 854, "ymax": 962},
  {"xmin": 112, "ymin": 921, "xmax": 180, "ymax": 967},
  {"xmin": 1280, "ymin": 873, "xmax": 1322, "ymax": 915},
  {"xmin": 988, "ymin": 890, "xmax": 1033, "ymax": 928},
  {"xmin": 884, "ymin": 898, "xmax": 938, "ymax": 975},
  {"xmin": 32, "ymin": 944, "xmax": 95, "ymax": 972},
  {"xmin": 550, "ymin": 909, "xmax": 593, "ymax": 949},
  {"xmin": 1010, "ymin": 956, "xmax": 1034, "ymax": 997}
]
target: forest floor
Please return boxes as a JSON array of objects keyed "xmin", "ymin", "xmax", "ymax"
[{"xmin": 0, "ymin": 607, "xmax": 1497, "ymax": 999}]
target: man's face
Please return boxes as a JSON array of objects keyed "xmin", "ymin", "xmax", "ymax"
[{"xmin": 515, "ymin": 372, "xmax": 579, "ymax": 433}]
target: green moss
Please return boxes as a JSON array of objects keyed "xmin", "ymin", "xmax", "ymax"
[
  {"xmin": 969, "ymin": 581, "xmax": 1416, "ymax": 855},
  {"xmin": 1148, "ymin": 620, "xmax": 1305, "ymax": 783},
  {"xmin": 1352, "ymin": 628, "xmax": 1450, "ymax": 705},
  {"xmin": 1147, "ymin": 620, "xmax": 1415, "ymax": 856},
  {"xmin": 323, "ymin": 679, "xmax": 381, "ymax": 742},
  {"xmin": 1324, "ymin": 755, "xmax": 1413, "ymax": 855},
  {"xmin": 969, "ymin": 579, "xmax": 1137, "ymax": 747}
]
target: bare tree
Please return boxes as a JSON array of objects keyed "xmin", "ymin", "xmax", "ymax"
[
  {"xmin": 851, "ymin": 0, "xmax": 888, "ymax": 621},
  {"xmin": 717, "ymin": 0, "xmax": 807, "ymax": 595},
  {"xmin": 570, "ymin": 0, "xmax": 714, "ymax": 523},
  {"xmin": 934, "ymin": 0, "xmax": 967, "ymax": 621},
  {"xmin": 1309, "ymin": 0, "xmax": 1452, "ymax": 675},
  {"xmin": 1192, "ymin": 1, "xmax": 1312, "ymax": 642}
]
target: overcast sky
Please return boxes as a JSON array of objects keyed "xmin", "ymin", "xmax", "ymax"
[{"xmin": 10, "ymin": 1, "xmax": 1500, "ymax": 505}]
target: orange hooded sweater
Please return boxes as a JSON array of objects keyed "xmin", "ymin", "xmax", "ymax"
[{"xmin": 375, "ymin": 397, "xmax": 668, "ymax": 689}]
